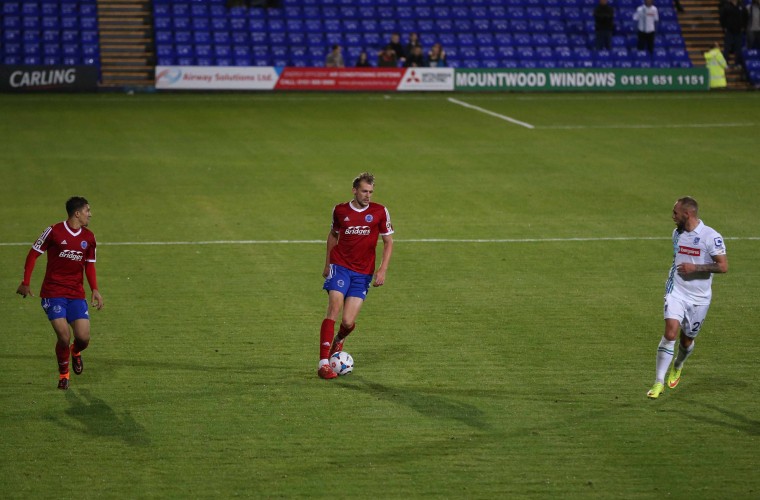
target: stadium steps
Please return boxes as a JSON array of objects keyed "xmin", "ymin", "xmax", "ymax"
[
  {"xmin": 678, "ymin": 0, "xmax": 750, "ymax": 89},
  {"xmin": 96, "ymin": 0, "xmax": 154, "ymax": 88}
]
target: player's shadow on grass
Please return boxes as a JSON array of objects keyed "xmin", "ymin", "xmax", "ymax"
[
  {"xmin": 343, "ymin": 378, "xmax": 490, "ymax": 431},
  {"xmin": 679, "ymin": 399, "xmax": 760, "ymax": 436},
  {"xmin": 45, "ymin": 389, "xmax": 150, "ymax": 446},
  {"xmin": 1, "ymin": 353, "xmax": 250, "ymax": 375}
]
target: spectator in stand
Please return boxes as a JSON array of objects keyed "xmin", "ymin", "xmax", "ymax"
[
  {"xmin": 720, "ymin": 0, "xmax": 748, "ymax": 68},
  {"xmin": 405, "ymin": 46, "xmax": 426, "ymax": 67},
  {"xmin": 634, "ymin": 0, "xmax": 659, "ymax": 54},
  {"xmin": 704, "ymin": 42, "xmax": 728, "ymax": 88},
  {"xmin": 377, "ymin": 45, "xmax": 398, "ymax": 67},
  {"xmin": 747, "ymin": 0, "xmax": 760, "ymax": 50},
  {"xmin": 325, "ymin": 44, "xmax": 344, "ymax": 68},
  {"xmin": 594, "ymin": 0, "xmax": 615, "ymax": 50},
  {"xmin": 356, "ymin": 51, "xmax": 372, "ymax": 67},
  {"xmin": 404, "ymin": 33, "xmax": 422, "ymax": 60},
  {"xmin": 384, "ymin": 33, "xmax": 406, "ymax": 64},
  {"xmin": 427, "ymin": 43, "xmax": 447, "ymax": 67}
]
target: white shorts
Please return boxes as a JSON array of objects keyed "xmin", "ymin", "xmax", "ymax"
[{"xmin": 664, "ymin": 295, "xmax": 710, "ymax": 338}]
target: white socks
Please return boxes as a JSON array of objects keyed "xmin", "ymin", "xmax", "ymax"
[{"xmin": 655, "ymin": 337, "xmax": 676, "ymax": 384}]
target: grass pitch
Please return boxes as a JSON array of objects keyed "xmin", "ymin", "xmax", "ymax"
[{"xmin": 1, "ymin": 92, "xmax": 760, "ymax": 498}]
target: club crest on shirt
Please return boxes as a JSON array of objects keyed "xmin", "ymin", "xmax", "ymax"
[
  {"xmin": 692, "ymin": 237, "xmax": 700, "ymax": 245},
  {"xmin": 81, "ymin": 241, "xmax": 88, "ymax": 250},
  {"xmin": 365, "ymin": 214, "xmax": 374, "ymax": 223}
]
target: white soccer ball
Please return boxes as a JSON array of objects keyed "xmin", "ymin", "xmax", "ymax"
[{"xmin": 329, "ymin": 351, "xmax": 354, "ymax": 376}]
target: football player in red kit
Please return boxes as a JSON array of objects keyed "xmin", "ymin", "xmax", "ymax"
[
  {"xmin": 318, "ymin": 173, "xmax": 394, "ymax": 379},
  {"xmin": 16, "ymin": 197, "xmax": 104, "ymax": 390}
]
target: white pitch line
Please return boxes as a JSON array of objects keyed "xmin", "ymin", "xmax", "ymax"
[
  {"xmin": 447, "ymin": 97, "xmax": 535, "ymax": 129},
  {"xmin": 1, "ymin": 236, "xmax": 759, "ymax": 247},
  {"xmin": 540, "ymin": 122, "xmax": 754, "ymax": 130}
]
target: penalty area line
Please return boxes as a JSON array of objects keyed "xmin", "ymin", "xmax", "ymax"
[{"xmin": 447, "ymin": 97, "xmax": 535, "ymax": 129}]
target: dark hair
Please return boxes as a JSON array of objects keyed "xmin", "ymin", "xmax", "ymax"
[
  {"xmin": 332, "ymin": 44, "xmax": 340, "ymax": 51},
  {"xmin": 353, "ymin": 172, "xmax": 375, "ymax": 189},
  {"xmin": 66, "ymin": 196, "xmax": 89, "ymax": 216},
  {"xmin": 677, "ymin": 196, "xmax": 699, "ymax": 214}
]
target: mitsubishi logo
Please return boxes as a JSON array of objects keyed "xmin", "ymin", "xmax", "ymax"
[{"xmin": 405, "ymin": 70, "xmax": 420, "ymax": 83}]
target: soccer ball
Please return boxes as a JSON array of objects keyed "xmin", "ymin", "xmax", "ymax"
[{"xmin": 329, "ymin": 351, "xmax": 354, "ymax": 376}]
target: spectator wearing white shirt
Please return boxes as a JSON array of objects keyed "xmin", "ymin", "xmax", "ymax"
[{"xmin": 634, "ymin": 0, "xmax": 659, "ymax": 53}]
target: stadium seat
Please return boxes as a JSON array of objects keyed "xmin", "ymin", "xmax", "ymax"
[{"xmin": 134, "ymin": 0, "xmax": 694, "ymax": 72}]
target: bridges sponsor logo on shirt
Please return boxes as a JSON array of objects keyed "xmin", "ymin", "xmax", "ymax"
[
  {"xmin": 678, "ymin": 246, "xmax": 701, "ymax": 256},
  {"xmin": 59, "ymin": 249, "xmax": 84, "ymax": 261},
  {"xmin": 344, "ymin": 226, "xmax": 371, "ymax": 236}
]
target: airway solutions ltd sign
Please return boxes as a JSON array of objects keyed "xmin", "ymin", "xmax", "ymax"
[{"xmin": 455, "ymin": 68, "xmax": 709, "ymax": 92}]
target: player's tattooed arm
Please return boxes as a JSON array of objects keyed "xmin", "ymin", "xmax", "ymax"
[{"xmin": 677, "ymin": 255, "xmax": 728, "ymax": 275}]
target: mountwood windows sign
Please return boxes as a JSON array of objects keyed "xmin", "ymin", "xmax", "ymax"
[
  {"xmin": 0, "ymin": 66, "xmax": 99, "ymax": 92},
  {"xmin": 455, "ymin": 68, "xmax": 710, "ymax": 91}
]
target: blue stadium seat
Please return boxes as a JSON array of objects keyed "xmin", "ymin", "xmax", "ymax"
[
  {"xmin": 613, "ymin": 47, "xmax": 630, "ymax": 62},
  {"xmin": 325, "ymin": 32, "xmax": 343, "ymax": 45},
  {"xmin": 498, "ymin": 46, "xmax": 516, "ymax": 59},
  {"xmin": 306, "ymin": 33, "xmax": 324, "ymax": 45},
  {"xmin": 532, "ymin": 34, "xmax": 550, "ymax": 45},
  {"xmin": 136, "ymin": 0, "xmax": 692, "ymax": 70},
  {"xmin": 196, "ymin": 45, "xmax": 213, "ymax": 58},
  {"xmin": 156, "ymin": 45, "xmax": 174, "ymax": 58},
  {"xmin": 3, "ymin": 16, "xmax": 22, "ymax": 29},
  {"xmin": 529, "ymin": 20, "xmax": 547, "ymax": 32},
  {"xmin": 157, "ymin": 55, "xmax": 175, "ymax": 66},
  {"xmin": 458, "ymin": 33, "xmax": 475, "ymax": 46},
  {"xmin": 4, "ymin": 3, "xmax": 21, "ymax": 15},
  {"xmin": 61, "ymin": 30, "xmax": 78, "ymax": 43},
  {"xmin": 514, "ymin": 33, "xmax": 531, "ymax": 46},
  {"xmin": 508, "ymin": 7, "xmax": 526, "ymax": 20},
  {"xmin": 511, "ymin": 20, "xmax": 529, "ymax": 33},
  {"xmin": 82, "ymin": 43, "xmax": 98, "ymax": 57},
  {"xmin": 176, "ymin": 44, "xmax": 194, "ymax": 58},
  {"xmin": 417, "ymin": 19, "xmax": 434, "ymax": 32},
  {"xmin": 81, "ymin": 30, "xmax": 98, "ymax": 43},
  {"xmin": 495, "ymin": 33, "xmax": 513, "ymax": 46},
  {"xmin": 489, "ymin": 6, "xmax": 507, "ymax": 18}
]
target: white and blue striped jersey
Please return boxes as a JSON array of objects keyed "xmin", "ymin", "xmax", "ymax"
[{"xmin": 665, "ymin": 221, "xmax": 726, "ymax": 305}]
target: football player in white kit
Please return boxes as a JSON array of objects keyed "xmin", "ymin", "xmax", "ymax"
[{"xmin": 647, "ymin": 197, "xmax": 728, "ymax": 399}]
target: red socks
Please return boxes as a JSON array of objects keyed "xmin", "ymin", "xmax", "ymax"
[
  {"xmin": 72, "ymin": 338, "xmax": 88, "ymax": 356},
  {"xmin": 337, "ymin": 322, "xmax": 355, "ymax": 341},
  {"xmin": 55, "ymin": 342, "xmax": 70, "ymax": 375},
  {"xmin": 320, "ymin": 321, "xmax": 357, "ymax": 360},
  {"xmin": 319, "ymin": 319, "xmax": 336, "ymax": 360}
]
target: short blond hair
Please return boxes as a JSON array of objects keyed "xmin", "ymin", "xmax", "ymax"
[{"xmin": 353, "ymin": 172, "xmax": 375, "ymax": 189}]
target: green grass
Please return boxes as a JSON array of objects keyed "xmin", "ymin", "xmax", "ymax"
[{"xmin": 1, "ymin": 92, "xmax": 759, "ymax": 498}]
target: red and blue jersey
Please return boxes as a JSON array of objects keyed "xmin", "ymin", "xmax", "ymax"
[
  {"xmin": 32, "ymin": 221, "xmax": 97, "ymax": 299},
  {"xmin": 329, "ymin": 201, "xmax": 393, "ymax": 275}
]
